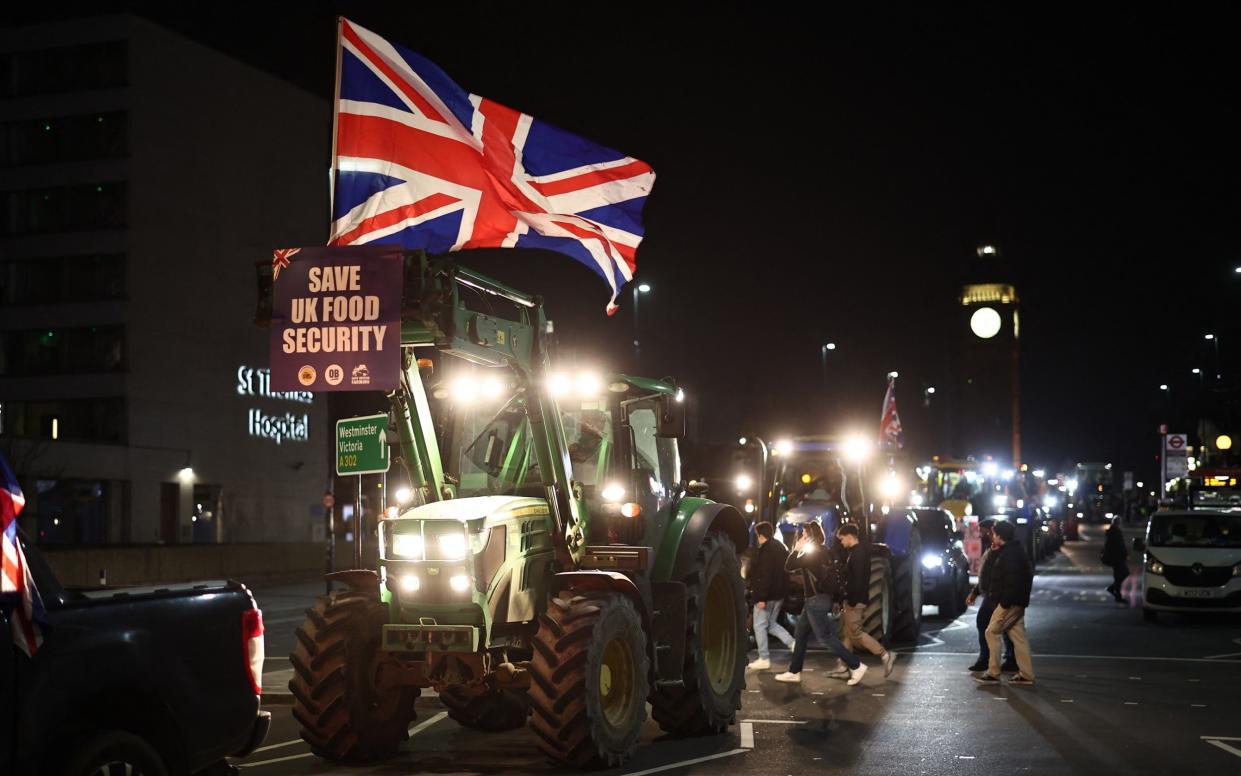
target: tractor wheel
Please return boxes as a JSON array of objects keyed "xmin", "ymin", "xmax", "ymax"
[
  {"xmin": 862, "ymin": 554, "xmax": 892, "ymax": 646},
  {"xmin": 891, "ymin": 531, "xmax": 923, "ymax": 643},
  {"xmin": 528, "ymin": 591, "xmax": 649, "ymax": 768},
  {"xmin": 650, "ymin": 531, "xmax": 747, "ymax": 737},
  {"xmin": 288, "ymin": 592, "xmax": 418, "ymax": 762},
  {"xmin": 440, "ymin": 685, "xmax": 529, "ymax": 731}
]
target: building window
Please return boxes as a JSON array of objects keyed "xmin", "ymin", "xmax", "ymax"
[
  {"xmin": 0, "ymin": 397, "xmax": 126, "ymax": 443},
  {"xmin": 0, "ymin": 254, "xmax": 126, "ymax": 305},
  {"xmin": 0, "ymin": 111, "xmax": 127, "ymax": 166},
  {"xmin": 0, "ymin": 41, "xmax": 128, "ymax": 98},
  {"xmin": 1, "ymin": 182, "xmax": 126, "ymax": 235},
  {"xmin": 0, "ymin": 326, "xmax": 125, "ymax": 376},
  {"xmin": 30, "ymin": 478, "xmax": 114, "ymax": 544}
]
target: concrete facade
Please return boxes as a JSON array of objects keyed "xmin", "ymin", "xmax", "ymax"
[{"xmin": 0, "ymin": 16, "xmax": 331, "ymax": 545}]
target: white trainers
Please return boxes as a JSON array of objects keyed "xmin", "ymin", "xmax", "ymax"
[
  {"xmin": 882, "ymin": 650, "xmax": 896, "ymax": 677},
  {"xmin": 826, "ymin": 663, "xmax": 851, "ymax": 679},
  {"xmin": 746, "ymin": 658, "xmax": 771, "ymax": 671},
  {"xmin": 847, "ymin": 663, "xmax": 868, "ymax": 685},
  {"xmin": 774, "ymin": 671, "xmax": 802, "ymax": 683}
]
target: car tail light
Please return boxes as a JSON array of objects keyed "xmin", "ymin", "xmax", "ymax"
[{"xmin": 241, "ymin": 607, "xmax": 265, "ymax": 696}]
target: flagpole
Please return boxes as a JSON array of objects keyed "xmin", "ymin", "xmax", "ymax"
[{"xmin": 328, "ymin": 16, "xmax": 345, "ymax": 240}]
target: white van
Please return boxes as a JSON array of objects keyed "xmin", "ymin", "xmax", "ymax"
[{"xmin": 1140, "ymin": 510, "xmax": 1241, "ymax": 621}]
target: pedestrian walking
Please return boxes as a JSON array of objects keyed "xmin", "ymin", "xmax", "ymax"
[
  {"xmin": 967, "ymin": 519, "xmax": 1016, "ymax": 673},
  {"xmin": 747, "ymin": 521, "xmax": 797, "ymax": 670},
  {"xmin": 775, "ymin": 523, "xmax": 868, "ymax": 686},
  {"xmin": 974, "ymin": 520, "xmax": 1035, "ymax": 685},
  {"xmin": 1102, "ymin": 516, "xmax": 1129, "ymax": 602},
  {"xmin": 833, "ymin": 523, "xmax": 897, "ymax": 678}
]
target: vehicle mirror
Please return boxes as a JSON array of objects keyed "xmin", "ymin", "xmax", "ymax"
[
  {"xmin": 656, "ymin": 391, "xmax": 686, "ymax": 438},
  {"xmin": 481, "ymin": 429, "xmax": 506, "ymax": 476}
]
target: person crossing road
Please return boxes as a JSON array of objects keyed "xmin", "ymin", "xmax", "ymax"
[{"xmin": 746, "ymin": 521, "xmax": 797, "ymax": 671}]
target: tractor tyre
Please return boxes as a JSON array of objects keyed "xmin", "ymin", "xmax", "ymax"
[
  {"xmin": 862, "ymin": 554, "xmax": 893, "ymax": 647},
  {"xmin": 650, "ymin": 531, "xmax": 747, "ymax": 737},
  {"xmin": 891, "ymin": 531, "xmax": 923, "ymax": 643},
  {"xmin": 528, "ymin": 591, "xmax": 649, "ymax": 768},
  {"xmin": 439, "ymin": 685, "xmax": 529, "ymax": 731},
  {"xmin": 288, "ymin": 592, "xmax": 418, "ymax": 762}
]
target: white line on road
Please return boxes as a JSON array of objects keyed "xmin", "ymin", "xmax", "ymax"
[
  {"xmin": 1201, "ymin": 736, "xmax": 1241, "ymax": 741},
  {"xmin": 241, "ymin": 710, "xmax": 446, "ymax": 769},
  {"xmin": 251, "ymin": 738, "xmax": 302, "ymax": 754},
  {"xmin": 238, "ymin": 751, "xmax": 316, "ymax": 769},
  {"xmin": 908, "ymin": 652, "xmax": 1241, "ymax": 664},
  {"xmin": 1124, "ymin": 702, "xmax": 1138, "ymax": 705},
  {"xmin": 740, "ymin": 719, "xmax": 808, "ymax": 725},
  {"xmin": 622, "ymin": 748, "xmax": 748, "ymax": 776},
  {"xmin": 1204, "ymin": 739, "xmax": 1241, "ymax": 759},
  {"xmin": 408, "ymin": 711, "xmax": 448, "ymax": 737},
  {"xmin": 740, "ymin": 722, "xmax": 754, "ymax": 749}
]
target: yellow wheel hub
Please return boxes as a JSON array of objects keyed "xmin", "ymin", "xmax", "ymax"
[
  {"xmin": 703, "ymin": 572, "xmax": 738, "ymax": 695},
  {"xmin": 599, "ymin": 636, "xmax": 635, "ymax": 728}
]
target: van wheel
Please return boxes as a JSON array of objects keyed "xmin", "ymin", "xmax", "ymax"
[{"xmin": 63, "ymin": 731, "xmax": 169, "ymax": 776}]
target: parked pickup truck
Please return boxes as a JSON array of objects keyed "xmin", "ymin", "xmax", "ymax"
[{"xmin": 2, "ymin": 532, "xmax": 270, "ymax": 775}]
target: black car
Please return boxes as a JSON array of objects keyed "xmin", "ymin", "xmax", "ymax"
[
  {"xmin": 912, "ymin": 508, "xmax": 971, "ymax": 618},
  {"xmin": 2, "ymin": 533, "xmax": 270, "ymax": 775}
]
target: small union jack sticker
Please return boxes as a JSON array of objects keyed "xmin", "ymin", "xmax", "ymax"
[{"xmin": 272, "ymin": 248, "xmax": 301, "ymax": 281}]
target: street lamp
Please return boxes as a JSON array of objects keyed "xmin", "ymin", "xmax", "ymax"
[
  {"xmin": 632, "ymin": 282, "xmax": 651, "ymax": 366},
  {"xmin": 1206, "ymin": 334, "xmax": 1221, "ymax": 382},
  {"xmin": 820, "ymin": 343, "xmax": 836, "ymax": 393}
]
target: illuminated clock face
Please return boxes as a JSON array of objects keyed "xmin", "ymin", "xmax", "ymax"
[{"xmin": 970, "ymin": 306, "xmax": 1002, "ymax": 339}]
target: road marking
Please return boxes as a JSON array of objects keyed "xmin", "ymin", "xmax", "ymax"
[
  {"xmin": 907, "ymin": 652, "xmax": 1241, "ymax": 664},
  {"xmin": 956, "ymin": 755, "xmax": 976, "ymax": 760},
  {"xmin": 740, "ymin": 722, "xmax": 755, "ymax": 749},
  {"xmin": 622, "ymin": 748, "xmax": 748, "ymax": 776},
  {"xmin": 812, "ymin": 692, "xmax": 825, "ymax": 695},
  {"xmin": 1124, "ymin": 702, "xmax": 1138, "ymax": 706},
  {"xmin": 993, "ymin": 697, "xmax": 1008, "ymax": 701},
  {"xmin": 1060, "ymin": 699, "xmax": 1074, "ymax": 703},
  {"xmin": 251, "ymin": 738, "xmax": 302, "ymax": 754},
  {"xmin": 1192, "ymin": 704, "xmax": 1207, "ymax": 708},
  {"xmin": 740, "ymin": 719, "xmax": 808, "ymax": 725},
  {"xmin": 1201, "ymin": 736, "xmax": 1241, "ymax": 741},
  {"xmin": 1128, "ymin": 676, "xmax": 1141, "ymax": 680},
  {"xmin": 408, "ymin": 711, "xmax": 448, "ymax": 736},
  {"xmin": 871, "ymin": 693, "xmax": 885, "ymax": 697},
  {"xmin": 240, "ymin": 709, "xmax": 445, "ymax": 769},
  {"xmin": 1203, "ymin": 738, "xmax": 1241, "ymax": 759}
]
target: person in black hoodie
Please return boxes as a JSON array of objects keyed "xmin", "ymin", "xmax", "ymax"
[
  {"xmin": 775, "ymin": 522, "xmax": 868, "ymax": 686},
  {"xmin": 747, "ymin": 522, "xmax": 797, "ymax": 670},
  {"xmin": 1101, "ymin": 516, "xmax": 1129, "ymax": 602},
  {"xmin": 974, "ymin": 520, "xmax": 1035, "ymax": 685}
]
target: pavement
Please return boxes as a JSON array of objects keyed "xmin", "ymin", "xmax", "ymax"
[{"xmin": 237, "ymin": 524, "xmax": 1241, "ymax": 775}]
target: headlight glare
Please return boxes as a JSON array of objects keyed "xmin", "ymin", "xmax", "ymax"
[
  {"xmin": 400, "ymin": 574, "xmax": 420, "ymax": 592},
  {"xmin": 921, "ymin": 554, "xmax": 943, "ymax": 570},
  {"xmin": 1146, "ymin": 556, "xmax": 1164, "ymax": 575},
  {"xmin": 438, "ymin": 533, "xmax": 468, "ymax": 559},
  {"xmin": 450, "ymin": 574, "xmax": 471, "ymax": 593},
  {"xmin": 392, "ymin": 533, "xmax": 424, "ymax": 559}
]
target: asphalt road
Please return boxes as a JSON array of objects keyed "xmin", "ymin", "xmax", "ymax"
[{"xmin": 238, "ymin": 524, "xmax": 1241, "ymax": 775}]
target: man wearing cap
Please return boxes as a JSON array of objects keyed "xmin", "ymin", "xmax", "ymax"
[{"xmin": 974, "ymin": 520, "xmax": 1036, "ymax": 685}]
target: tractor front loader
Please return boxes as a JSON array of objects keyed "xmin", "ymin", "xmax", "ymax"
[{"xmin": 257, "ymin": 253, "xmax": 748, "ymax": 768}]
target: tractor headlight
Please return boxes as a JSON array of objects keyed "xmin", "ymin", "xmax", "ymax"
[
  {"xmin": 438, "ymin": 533, "xmax": 468, "ymax": 560},
  {"xmin": 735, "ymin": 473, "xmax": 753, "ymax": 492},
  {"xmin": 601, "ymin": 483, "xmax": 626, "ymax": 503},
  {"xmin": 993, "ymin": 494, "xmax": 1008, "ymax": 508},
  {"xmin": 450, "ymin": 574, "xmax": 471, "ymax": 593},
  {"xmin": 392, "ymin": 534, "xmax": 424, "ymax": 559},
  {"xmin": 400, "ymin": 574, "xmax": 421, "ymax": 592},
  {"xmin": 922, "ymin": 554, "xmax": 943, "ymax": 570}
]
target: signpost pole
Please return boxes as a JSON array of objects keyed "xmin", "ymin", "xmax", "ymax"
[
  {"xmin": 354, "ymin": 474, "xmax": 363, "ymax": 570},
  {"xmin": 323, "ymin": 490, "xmax": 336, "ymax": 595}
]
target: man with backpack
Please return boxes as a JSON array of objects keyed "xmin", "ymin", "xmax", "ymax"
[
  {"xmin": 775, "ymin": 522, "xmax": 868, "ymax": 686},
  {"xmin": 747, "ymin": 522, "xmax": 797, "ymax": 671}
]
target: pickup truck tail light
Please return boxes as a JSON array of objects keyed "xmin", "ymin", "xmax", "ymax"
[{"xmin": 241, "ymin": 607, "xmax": 265, "ymax": 696}]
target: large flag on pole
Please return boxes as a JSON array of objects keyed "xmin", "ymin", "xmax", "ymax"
[
  {"xmin": 1, "ymin": 453, "xmax": 44, "ymax": 657},
  {"xmin": 878, "ymin": 376, "xmax": 904, "ymax": 450},
  {"xmin": 328, "ymin": 18, "xmax": 656, "ymax": 314}
]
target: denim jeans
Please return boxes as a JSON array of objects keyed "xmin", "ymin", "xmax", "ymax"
[
  {"xmin": 977, "ymin": 596, "xmax": 1014, "ymax": 664},
  {"xmin": 753, "ymin": 600, "xmax": 796, "ymax": 660},
  {"xmin": 788, "ymin": 594, "xmax": 860, "ymax": 673}
]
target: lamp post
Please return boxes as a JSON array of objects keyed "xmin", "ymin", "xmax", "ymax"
[
  {"xmin": 1205, "ymin": 334, "xmax": 1220, "ymax": 383},
  {"xmin": 820, "ymin": 342, "xmax": 836, "ymax": 392},
  {"xmin": 632, "ymin": 282, "xmax": 651, "ymax": 367}
]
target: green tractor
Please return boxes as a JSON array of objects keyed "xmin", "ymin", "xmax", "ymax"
[{"xmin": 264, "ymin": 254, "xmax": 748, "ymax": 768}]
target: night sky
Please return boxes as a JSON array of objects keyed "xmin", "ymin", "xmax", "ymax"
[{"xmin": 12, "ymin": 4, "xmax": 1241, "ymax": 481}]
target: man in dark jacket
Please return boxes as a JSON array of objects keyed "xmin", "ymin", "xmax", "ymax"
[
  {"xmin": 975, "ymin": 520, "xmax": 1035, "ymax": 685},
  {"xmin": 966, "ymin": 519, "xmax": 1016, "ymax": 672},
  {"xmin": 747, "ymin": 522, "xmax": 796, "ymax": 670},
  {"xmin": 1102, "ymin": 516, "xmax": 1129, "ymax": 602},
  {"xmin": 834, "ymin": 524, "xmax": 896, "ymax": 677}
]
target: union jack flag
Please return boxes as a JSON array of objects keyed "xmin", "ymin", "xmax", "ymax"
[
  {"xmin": 1, "ymin": 453, "xmax": 44, "ymax": 657},
  {"xmin": 878, "ymin": 376, "xmax": 904, "ymax": 449},
  {"xmin": 330, "ymin": 19, "xmax": 655, "ymax": 313}
]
